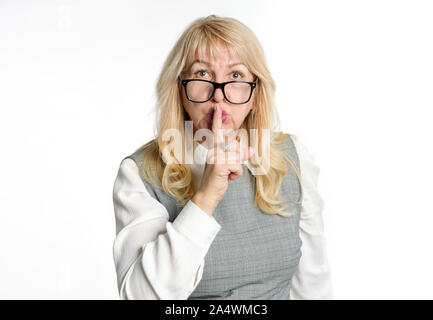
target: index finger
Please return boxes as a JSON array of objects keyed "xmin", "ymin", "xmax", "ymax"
[{"xmin": 211, "ymin": 105, "xmax": 224, "ymax": 145}]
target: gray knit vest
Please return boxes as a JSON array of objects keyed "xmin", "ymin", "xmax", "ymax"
[{"xmin": 124, "ymin": 134, "xmax": 302, "ymax": 300}]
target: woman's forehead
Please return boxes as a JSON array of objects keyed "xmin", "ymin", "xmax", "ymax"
[{"xmin": 188, "ymin": 44, "xmax": 244, "ymax": 69}]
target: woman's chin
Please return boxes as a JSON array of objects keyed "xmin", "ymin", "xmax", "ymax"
[
  {"xmin": 195, "ymin": 118, "xmax": 233, "ymax": 132},
  {"xmin": 213, "ymin": 122, "xmax": 232, "ymax": 132}
]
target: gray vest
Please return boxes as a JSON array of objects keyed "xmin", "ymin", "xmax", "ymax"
[{"xmin": 125, "ymin": 134, "xmax": 302, "ymax": 300}]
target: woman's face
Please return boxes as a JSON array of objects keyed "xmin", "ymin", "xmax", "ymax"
[{"xmin": 181, "ymin": 42, "xmax": 256, "ymax": 135}]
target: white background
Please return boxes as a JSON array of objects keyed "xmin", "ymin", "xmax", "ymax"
[{"xmin": 1, "ymin": 0, "xmax": 432, "ymax": 299}]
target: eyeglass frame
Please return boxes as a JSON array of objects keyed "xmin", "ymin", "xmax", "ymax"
[{"xmin": 179, "ymin": 77, "xmax": 258, "ymax": 105}]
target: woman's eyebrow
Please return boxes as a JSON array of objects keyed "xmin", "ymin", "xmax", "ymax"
[
  {"xmin": 191, "ymin": 59, "xmax": 209, "ymax": 66},
  {"xmin": 228, "ymin": 62, "xmax": 245, "ymax": 68},
  {"xmin": 190, "ymin": 60, "xmax": 246, "ymax": 68}
]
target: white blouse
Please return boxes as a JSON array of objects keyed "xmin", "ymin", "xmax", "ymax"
[{"xmin": 112, "ymin": 134, "xmax": 333, "ymax": 300}]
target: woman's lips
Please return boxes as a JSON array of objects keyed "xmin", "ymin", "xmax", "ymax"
[{"xmin": 207, "ymin": 110, "xmax": 228, "ymax": 123}]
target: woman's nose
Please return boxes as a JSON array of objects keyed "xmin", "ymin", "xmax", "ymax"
[{"xmin": 212, "ymin": 87, "xmax": 225, "ymax": 102}]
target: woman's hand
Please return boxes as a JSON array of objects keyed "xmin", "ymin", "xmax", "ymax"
[{"xmin": 192, "ymin": 105, "xmax": 254, "ymax": 216}]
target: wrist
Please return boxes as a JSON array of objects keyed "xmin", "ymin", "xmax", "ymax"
[{"xmin": 192, "ymin": 192, "xmax": 218, "ymax": 216}]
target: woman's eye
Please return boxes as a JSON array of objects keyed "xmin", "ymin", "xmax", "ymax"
[
  {"xmin": 232, "ymin": 71, "xmax": 243, "ymax": 79},
  {"xmin": 195, "ymin": 70, "xmax": 208, "ymax": 77}
]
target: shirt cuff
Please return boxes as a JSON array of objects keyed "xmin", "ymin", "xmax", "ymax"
[{"xmin": 172, "ymin": 199, "xmax": 221, "ymax": 247}]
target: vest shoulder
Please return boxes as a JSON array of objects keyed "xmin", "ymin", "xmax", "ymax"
[
  {"xmin": 121, "ymin": 139, "xmax": 161, "ymax": 184},
  {"xmin": 123, "ymin": 139, "xmax": 158, "ymax": 163}
]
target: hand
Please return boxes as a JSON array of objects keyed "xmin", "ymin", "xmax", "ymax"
[{"xmin": 192, "ymin": 105, "xmax": 255, "ymax": 216}]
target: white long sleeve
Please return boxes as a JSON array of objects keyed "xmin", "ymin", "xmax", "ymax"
[
  {"xmin": 112, "ymin": 158, "xmax": 221, "ymax": 300},
  {"xmin": 290, "ymin": 134, "xmax": 334, "ymax": 299}
]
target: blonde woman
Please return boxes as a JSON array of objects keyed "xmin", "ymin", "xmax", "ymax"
[{"xmin": 112, "ymin": 15, "xmax": 333, "ymax": 300}]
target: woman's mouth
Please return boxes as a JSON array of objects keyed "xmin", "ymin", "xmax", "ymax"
[{"xmin": 207, "ymin": 110, "xmax": 228, "ymax": 123}]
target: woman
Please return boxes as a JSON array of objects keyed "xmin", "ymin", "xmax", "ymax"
[{"xmin": 112, "ymin": 15, "xmax": 333, "ymax": 300}]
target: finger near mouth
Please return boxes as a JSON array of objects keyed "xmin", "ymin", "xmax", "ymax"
[{"xmin": 208, "ymin": 113, "xmax": 227, "ymax": 123}]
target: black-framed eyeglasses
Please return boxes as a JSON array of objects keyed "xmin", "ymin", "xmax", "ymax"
[{"xmin": 180, "ymin": 77, "xmax": 258, "ymax": 104}]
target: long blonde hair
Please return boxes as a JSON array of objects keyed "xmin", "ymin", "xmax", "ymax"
[{"xmin": 137, "ymin": 15, "xmax": 304, "ymax": 216}]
